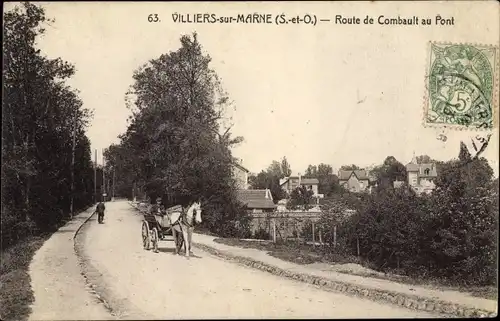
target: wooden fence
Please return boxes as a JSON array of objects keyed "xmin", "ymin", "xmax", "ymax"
[
  {"xmin": 249, "ymin": 211, "xmax": 323, "ymax": 243},
  {"xmin": 248, "ymin": 211, "xmax": 360, "ymax": 253}
]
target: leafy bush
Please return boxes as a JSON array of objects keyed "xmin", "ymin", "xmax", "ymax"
[
  {"xmin": 338, "ymin": 156, "xmax": 497, "ymax": 285},
  {"xmin": 316, "ymin": 150, "xmax": 497, "ymax": 286},
  {"xmin": 300, "ymin": 220, "xmax": 321, "ymax": 242},
  {"xmin": 200, "ymin": 194, "xmax": 252, "ymax": 238},
  {"xmin": 253, "ymin": 228, "xmax": 271, "ymax": 240}
]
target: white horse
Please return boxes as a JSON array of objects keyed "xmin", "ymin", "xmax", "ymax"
[{"xmin": 170, "ymin": 201, "xmax": 202, "ymax": 257}]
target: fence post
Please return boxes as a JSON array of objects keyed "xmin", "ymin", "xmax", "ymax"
[
  {"xmin": 312, "ymin": 222, "xmax": 315, "ymax": 247},
  {"xmin": 356, "ymin": 236, "xmax": 360, "ymax": 256},
  {"xmin": 333, "ymin": 225, "xmax": 337, "ymax": 248},
  {"xmin": 272, "ymin": 218, "xmax": 276, "ymax": 243},
  {"xmin": 295, "ymin": 222, "xmax": 299, "ymax": 245}
]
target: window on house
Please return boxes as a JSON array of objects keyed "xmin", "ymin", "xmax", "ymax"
[{"xmin": 424, "ymin": 168, "xmax": 430, "ymax": 175}]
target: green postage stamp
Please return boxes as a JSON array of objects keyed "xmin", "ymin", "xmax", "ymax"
[{"xmin": 424, "ymin": 42, "xmax": 499, "ymax": 130}]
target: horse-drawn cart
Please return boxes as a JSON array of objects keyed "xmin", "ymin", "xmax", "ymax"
[{"xmin": 141, "ymin": 204, "xmax": 182, "ymax": 252}]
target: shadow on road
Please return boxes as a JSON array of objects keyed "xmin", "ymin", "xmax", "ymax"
[
  {"xmin": 154, "ymin": 247, "xmax": 203, "ymax": 259},
  {"xmin": 156, "ymin": 247, "xmax": 176, "ymax": 254}
]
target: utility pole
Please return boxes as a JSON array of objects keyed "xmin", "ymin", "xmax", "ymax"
[
  {"xmin": 112, "ymin": 167, "xmax": 116, "ymax": 201},
  {"xmin": 102, "ymin": 148, "xmax": 105, "ymax": 201},
  {"xmin": 94, "ymin": 149, "xmax": 97, "ymax": 203},
  {"xmin": 69, "ymin": 111, "xmax": 77, "ymax": 219}
]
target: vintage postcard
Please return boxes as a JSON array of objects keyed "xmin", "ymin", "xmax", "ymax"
[{"xmin": 2, "ymin": 1, "xmax": 498, "ymax": 320}]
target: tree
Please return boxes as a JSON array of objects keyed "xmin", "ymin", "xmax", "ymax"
[
  {"xmin": 103, "ymin": 143, "xmax": 138, "ymax": 199},
  {"xmin": 353, "ymin": 187, "xmax": 429, "ymax": 271},
  {"xmin": 340, "ymin": 164, "xmax": 360, "ymax": 170},
  {"xmin": 267, "ymin": 160, "xmax": 284, "ymax": 178},
  {"xmin": 371, "ymin": 156, "xmax": 407, "ymax": 191},
  {"xmin": 304, "ymin": 163, "xmax": 339, "ymax": 196},
  {"xmin": 458, "ymin": 141, "xmax": 472, "ymax": 162},
  {"xmin": 427, "ymin": 150, "xmax": 496, "ymax": 284},
  {"xmin": 281, "ymin": 156, "xmax": 292, "ymax": 177},
  {"xmin": 3, "ymin": 3, "xmax": 95, "ymax": 246},
  {"xmin": 304, "ymin": 165, "xmax": 318, "ymax": 177},
  {"xmin": 248, "ymin": 157, "xmax": 292, "ymax": 202},
  {"xmin": 416, "ymin": 155, "xmax": 435, "ymax": 164},
  {"xmin": 248, "ymin": 169, "xmax": 286, "ymax": 202},
  {"xmin": 287, "ymin": 185, "xmax": 314, "ymax": 210},
  {"xmin": 318, "ymin": 197, "xmax": 362, "ymax": 250},
  {"xmin": 111, "ymin": 33, "xmax": 248, "ymax": 236}
]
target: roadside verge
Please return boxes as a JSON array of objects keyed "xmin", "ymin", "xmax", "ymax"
[
  {"xmin": 28, "ymin": 205, "xmax": 115, "ymax": 320},
  {"xmin": 192, "ymin": 236, "xmax": 497, "ymax": 318}
]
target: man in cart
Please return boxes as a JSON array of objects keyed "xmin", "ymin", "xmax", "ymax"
[
  {"xmin": 150, "ymin": 197, "xmax": 166, "ymax": 216},
  {"xmin": 150, "ymin": 197, "xmax": 172, "ymax": 237}
]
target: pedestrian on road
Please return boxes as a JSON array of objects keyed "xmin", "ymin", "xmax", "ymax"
[{"xmin": 96, "ymin": 200, "xmax": 106, "ymax": 223}]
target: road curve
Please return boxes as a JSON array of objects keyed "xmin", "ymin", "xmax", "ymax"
[{"xmin": 79, "ymin": 201, "xmax": 438, "ymax": 319}]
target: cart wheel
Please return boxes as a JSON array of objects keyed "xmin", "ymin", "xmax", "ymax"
[
  {"xmin": 151, "ymin": 227, "xmax": 159, "ymax": 253},
  {"xmin": 142, "ymin": 221, "xmax": 151, "ymax": 250}
]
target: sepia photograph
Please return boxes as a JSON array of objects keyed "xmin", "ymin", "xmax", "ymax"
[{"xmin": 1, "ymin": 1, "xmax": 499, "ymax": 320}]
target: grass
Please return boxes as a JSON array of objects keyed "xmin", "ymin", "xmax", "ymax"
[
  {"xmin": 213, "ymin": 237, "xmax": 497, "ymax": 301},
  {"xmin": 214, "ymin": 238, "xmax": 359, "ymax": 265},
  {"xmin": 194, "ymin": 227, "xmax": 219, "ymax": 237},
  {"xmin": 0, "ymin": 235, "xmax": 49, "ymax": 321}
]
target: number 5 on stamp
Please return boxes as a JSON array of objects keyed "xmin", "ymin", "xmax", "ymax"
[{"xmin": 423, "ymin": 42, "xmax": 499, "ymax": 131}]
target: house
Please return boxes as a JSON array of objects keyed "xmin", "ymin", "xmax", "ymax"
[
  {"xmin": 393, "ymin": 180, "xmax": 405, "ymax": 189},
  {"xmin": 338, "ymin": 169, "xmax": 372, "ymax": 193},
  {"xmin": 405, "ymin": 155, "xmax": 437, "ymax": 194},
  {"xmin": 232, "ymin": 159, "xmax": 250, "ymax": 190},
  {"xmin": 236, "ymin": 189, "xmax": 276, "ymax": 213},
  {"xmin": 280, "ymin": 174, "xmax": 320, "ymax": 197}
]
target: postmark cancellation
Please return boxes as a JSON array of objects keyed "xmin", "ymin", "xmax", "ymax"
[{"xmin": 423, "ymin": 42, "xmax": 499, "ymax": 131}]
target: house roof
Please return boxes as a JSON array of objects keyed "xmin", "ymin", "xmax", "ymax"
[
  {"xmin": 236, "ymin": 189, "xmax": 276, "ymax": 209},
  {"xmin": 338, "ymin": 170, "xmax": 370, "ymax": 181},
  {"xmin": 405, "ymin": 163, "xmax": 420, "ymax": 171},
  {"xmin": 280, "ymin": 177, "xmax": 319, "ymax": 186},
  {"xmin": 405, "ymin": 162, "xmax": 437, "ymax": 177},
  {"xmin": 232, "ymin": 162, "xmax": 250, "ymax": 173},
  {"xmin": 300, "ymin": 178, "xmax": 319, "ymax": 185}
]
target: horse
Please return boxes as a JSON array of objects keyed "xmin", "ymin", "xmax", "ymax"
[{"xmin": 170, "ymin": 201, "xmax": 202, "ymax": 257}]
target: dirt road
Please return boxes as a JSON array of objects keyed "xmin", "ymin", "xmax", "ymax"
[
  {"xmin": 79, "ymin": 201, "xmax": 438, "ymax": 319},
  {"xmin": 29, "ymin": 207, "xmax": 113, "ymax": 320}
]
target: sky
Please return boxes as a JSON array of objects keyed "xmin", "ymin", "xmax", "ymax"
[{"xmin": 14, "ymin": 1, "xmax": 499, "ymax": 176}]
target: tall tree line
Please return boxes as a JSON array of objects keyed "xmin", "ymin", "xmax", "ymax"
[
  {"xmin": 103, "ymin": 33, "xmax": 250, "ymax": 237},
  {"xmin": 2, "ymin": 3, "xmax": 95, "ymax": 247}
]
